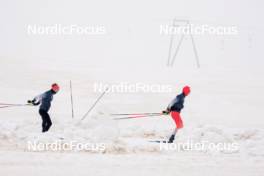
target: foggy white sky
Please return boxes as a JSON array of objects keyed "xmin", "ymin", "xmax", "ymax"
[{"xmin": 0, "ymin": 0, "xmax": 263, "ymax": 68}]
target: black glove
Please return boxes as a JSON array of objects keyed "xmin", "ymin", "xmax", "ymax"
[
  {"xmin": 162, "ymin": 110, "xmax": 170, "ymax": 115},
  {"xmin": 27, "ymin": 99, "xmax": 39, "ymax": 106}
]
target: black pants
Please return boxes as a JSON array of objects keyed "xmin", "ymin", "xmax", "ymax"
[{"xmin": 39, "ymin": 109, "xmax": 52, "ymax": 133}]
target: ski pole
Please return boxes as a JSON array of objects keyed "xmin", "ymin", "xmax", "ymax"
[
  {"xmin": 81, "ymin": 87, "xmax": 109, "ymax": 121},
  {"xmin": 113, "ymin": 113, "xmax": 165, "ymax": 120},
  {"xmin": 0, "ymin": 105, "xmax": 12, "ymax": 109},
  {"xmin": 111, "ymin": 112, "xmax": 162, "ymax": 116},
  {"xmin": 0, "ymin": 103, "xmax": 32, "ymax": 109},
  {"xmin": 0, "ymin": 105, "xmax": 25, "ymax": 109},
  {"xmin": 0, "ymin": 103, "xmax": 30, "ymax": 106},
  {"xmin": 70, "ymin": 80, "xmax": 74, "ymax": 119}
]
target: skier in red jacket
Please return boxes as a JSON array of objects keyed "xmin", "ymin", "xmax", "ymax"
[{"xmin": 163, "ymin": 86, "xmax": 191, "ymax": 143}]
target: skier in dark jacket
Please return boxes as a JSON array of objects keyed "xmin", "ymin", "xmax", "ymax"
[
  {"xmin": 163, "ymin": 86, "xmax": 191, "ymax": 143},
  {"xmin": 28, "ymin": 83, "xmax": 60, "ymax": 133}
]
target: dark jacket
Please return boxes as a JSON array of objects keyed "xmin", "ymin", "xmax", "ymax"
[
  {"xmin": 167, "ymin": 93, "xmax": 185, "ymax": 112},
  {"xmin": 32, "ymin": 90, "xmax": 56, "ymax": 112}
]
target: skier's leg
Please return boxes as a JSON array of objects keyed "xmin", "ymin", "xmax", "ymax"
[
  {"xmin": 169, "ymin": 111, "xmax": 183, "ymax": 143},
  {"xmin": 173, "ymin": 128, "xmax": 178, "ymax": 135},
  {"xmin": 39, "ymin": 109, "xmax": 48, "ymax": 132},
  {"xmin": 168, "ymin": 128, "xmax": 178, "ymax": 143},
  {"xmin": 45, "ymin": 113, "xmax": 52, "ymax": 132}
]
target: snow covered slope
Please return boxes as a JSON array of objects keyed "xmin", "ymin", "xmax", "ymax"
[
  {"xmin": 1, "ymin": 0, "xmax": 264, "ymax": 175},
  {"xmin": 0, "ymin": 57, "xmax": 264, "ymax": 175}
]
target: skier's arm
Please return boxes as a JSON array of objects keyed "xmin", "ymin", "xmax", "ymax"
[
  {"xmin": 32, "ymin": 98, "xmax": 40, "ymax": 106},
  {"xmin": 162, "ymin": 98, "xmax": 176, "ymax": 114},
  {"xmin": 27, "ymin": 99, "xmax": 40, "ymax": 106},
  {"xmin": 162, "ymin": 105, "xmax": 171, "ymax": 114},
  {"xmin": 166, "ymin": 97, "xmax": 178, "ymax": 112},
  {"xmin": 28, "ymin": 94, "xmax": 43, "ymax": 106}
]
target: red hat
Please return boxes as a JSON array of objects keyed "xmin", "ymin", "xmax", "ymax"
[
  {"xmin": 182, "ymin": 86, "xmax": 190, "ymax": 96},
  {"xmin": 51, "ymin": 83, "xmax": 60, "ymax": 92}
]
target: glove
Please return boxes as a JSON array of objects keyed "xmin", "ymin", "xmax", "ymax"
[
  {"xmin": 27, "ymin": 99, "xmax": 39, "ymax": 106},
  {"xmin": 162, "ymin": 110, "xmax": 170, "ymax": 115}
]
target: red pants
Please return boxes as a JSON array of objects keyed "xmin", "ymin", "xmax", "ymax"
[{"xmin": 171, "ymin": 111, "xmax": 183, "ymax": 129}]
